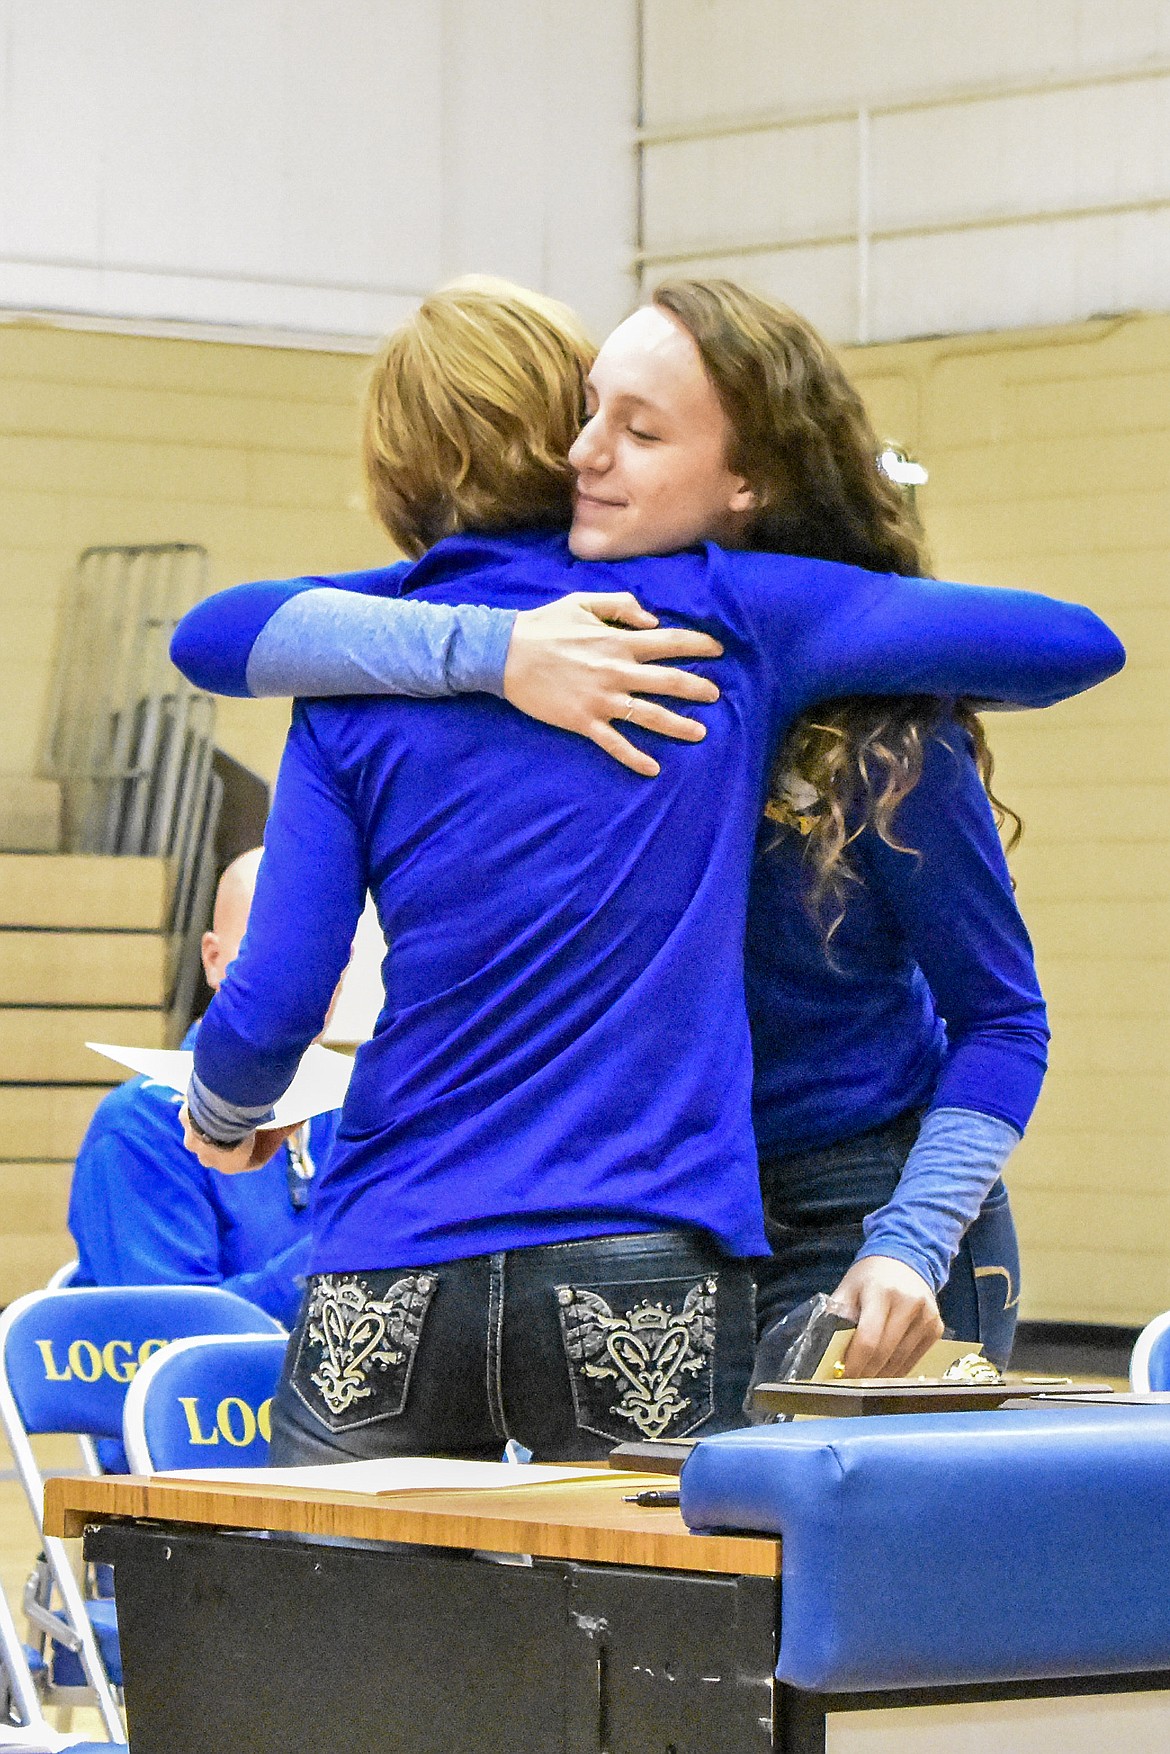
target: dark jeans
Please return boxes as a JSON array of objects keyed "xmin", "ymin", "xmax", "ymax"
[
  {"xmin": 269, "ymin": 1231, "xmax": 757, "ymax": 1465},
  {"xmin": 756, "ymin": 1109, "xmax": 1020, "ymax": 1370}
]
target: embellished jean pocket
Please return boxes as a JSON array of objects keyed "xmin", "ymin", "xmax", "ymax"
[
  {"xmin": 555, "ymin": 1274, "xmax": 719, "ymax": 1443},
  {"xmin": 290, "ymin": 1271, "xmax": 438, "ymax": 1433}
]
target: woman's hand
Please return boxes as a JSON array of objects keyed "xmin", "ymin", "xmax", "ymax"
[
  {"xmin": 830, "ymin": 1255, "xmax": 944, "ymax": 1377},
  {"xmin": 503, "ymin": 591, "xmax": 723, "ymax": 777},
  {"xmin": 180, "ymin": 1108, "xmax": 296, "ymax": 1174}
]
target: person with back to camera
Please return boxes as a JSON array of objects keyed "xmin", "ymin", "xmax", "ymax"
[
  {"xmin": 69, "ymin": 849, "xmax": 338, "ymax": 1468},
  {"xmin": 174, "ymin": 279, "xmax": 1122, "ymax": 1462}
]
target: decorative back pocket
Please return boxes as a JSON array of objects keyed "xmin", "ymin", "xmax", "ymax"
[
  {"xmin": 556, "ymin": 1274, "xmax": 718, "ymax": 1443},
  {"xmin": 290, "ymin": 1271, "xmax": 437, "ymax": 1433}
]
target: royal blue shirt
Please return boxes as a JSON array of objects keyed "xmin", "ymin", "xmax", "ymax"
[
  {"xmin": 69, "ymin": 1026, "xmax": 339, "ymax": 1327},
  {"xmin": 747, "ymin": 725, "xmax": 1048, "ymax": 1155},
  {"xmin": 190, "ymin": 531, "xmax": 1122, "ymax": 1271}
]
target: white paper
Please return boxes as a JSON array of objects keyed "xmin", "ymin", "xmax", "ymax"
[
  {"xmin": 162, "ymin": 1459, "xmax": 617, "ymax": 1493},
  {"xmin": 85, "ymin": 1041, "xmax": 354, "ymax": 1129}
]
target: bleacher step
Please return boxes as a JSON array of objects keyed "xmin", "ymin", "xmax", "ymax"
[
  {"xmin": 0, "ymin": 1008, "xmax": 172, "ymax": 1084},
  {"xmin": 0, "ymin": 777, "xmax": 62, "ymax": 853},
  {"xmin": 0, "ymin": 853, "xmax": 174, "ymax": 930},
  {"xmin": 0, "ymin": 1085, "xmax": 112, "ymax": 1160},
  {"xmin": 0, "ymin": 1161, "xmax": 71, "ymax": 1230},
  {"xmin": 0, "ymin": 1233, "xmax": 76, "ymax": 1303},
  {"xmin": 0, "ymin": 929, "xmax": 179, "ymax": 1007}
]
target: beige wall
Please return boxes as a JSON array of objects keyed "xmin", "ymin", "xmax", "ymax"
[
  {"xmin": 3, "ymin": 310, "xmax": 1166, "ymax": 1326},
  {"xmin": 0, "ymin": 318, "xmax": 391, "ymax": 787},
  {"xmin": 843, "ymin": 312, "xmax": 1170, "ymax": 1325}
]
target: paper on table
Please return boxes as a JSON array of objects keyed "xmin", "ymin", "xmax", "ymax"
[
  {"xmin": 163, "ymin": 1459, "xmax": 618, "ymax": 1493},
  {"xmin": 85, "ymin": 1041, "xmax": 354, "ymax": 1129}
]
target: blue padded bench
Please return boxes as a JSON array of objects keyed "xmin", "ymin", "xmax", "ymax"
[{"xmin": 680, "ymin": 1403, "xmax": 1170, "ymax": 1695}]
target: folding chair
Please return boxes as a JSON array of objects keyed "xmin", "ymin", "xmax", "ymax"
[
  {"xmin": 0, "ymin": 1286, "xmax": 284, "ymax": 1740},
  {"xmin": 37, "ymin": 1268, "xmax": 99, "ymax": 1482},
  {"xmin": 1, "ymin": 1572, "xmax": 126, "ymax": 1753},
  {"xmin": 122, "ymin": 1333, "xmax": 288, "ymax": 1472},
  {"xmin": 1131, "ymin": 1309, "xmax": 1170, "ymax": 1392}
]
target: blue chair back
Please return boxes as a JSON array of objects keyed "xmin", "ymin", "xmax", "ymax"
[
  {"xmin": 0, "ymin": 1285, "xmax": 284, "ymax": 1441},
  {"xmin": 123, "ymin": 1333, "xmax": 288, "ymax": 1471},
  {"xmin": 1131, "ymin": 1309, "xmax": 1170, "ymax": 1392}
]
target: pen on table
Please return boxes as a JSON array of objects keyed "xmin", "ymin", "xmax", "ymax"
[{"xmin": 624, "ymin": 1488, "xmax": 681, "ymax": 1507}]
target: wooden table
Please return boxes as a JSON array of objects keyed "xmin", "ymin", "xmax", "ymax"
[
  {"xmin": 46, "ymin": 1469, "xmax": 782, "ymax": 1754},
  {"xmin": 45, "ymin": 1467, "xmax": 778, "ymax": 1578}
]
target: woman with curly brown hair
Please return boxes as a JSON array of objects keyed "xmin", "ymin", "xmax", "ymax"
[
  {"xmin": 173, "ymin": 281, "xmax": 1118, "ymax": 1453},
  {"xmin": 570, "ymin": 280, "xmax": 1037, "ymax": 1380}
]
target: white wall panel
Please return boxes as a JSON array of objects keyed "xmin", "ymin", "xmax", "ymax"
[
  {"xmin": 0, "ymin": 0, "xmax": 636, "ymax": 344},
  {"xmin": 645, "ymin": 240, "xmax": 859, "ymax": 339},
  {"xmin": 874, "ymin": 77, "xmax": 1170, "ymax": 232},
  {"xmin": 643, "ymin": 0, "xmax": 1170, "ymax": 127},
  {"xmin": 436, "ymin": 0, "xmax": 637, "ymax": 335},
  {"xmin": 870, "ymin": 208, "xmax": 1170, "ymax": 344},
  {"xmin": 642, "ymin": 120, "xmax": 855, "ymax": 255},
  {"xmin": 639, "ymin": 0, "xmax": 1170, "ymax": 343}
]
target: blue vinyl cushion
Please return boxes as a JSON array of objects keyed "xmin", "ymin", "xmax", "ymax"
[{"xmin": 680, "ymin": 1405, "xmax": 1170, "ymax": 1693}]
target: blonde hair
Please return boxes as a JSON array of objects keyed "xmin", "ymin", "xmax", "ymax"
[{"xmin": 362, "ymin": 276, "xmax": 595, "ymax": 557}]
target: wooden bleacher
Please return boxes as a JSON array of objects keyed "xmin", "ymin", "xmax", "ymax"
[{"xmin": 0, "ymin": 815, "xmax": 178, "ymax": 1299}]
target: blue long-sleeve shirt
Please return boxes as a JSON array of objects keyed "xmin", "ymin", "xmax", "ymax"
[
  {"xmin": 747, "ymin": 723, "xmax": 1048, "ymax": 1152},
  {"xmin": 70, "ymin": 1026, "xmax": 339, "ymax": 1327},
  {"xmin": 187, "ymin": 531, "xmax": 1122, "ymax": 1273}
]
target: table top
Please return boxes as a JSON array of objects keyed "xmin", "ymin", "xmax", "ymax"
[{"xmin": 44, "ymin": 1468, "xmax": 781, "ymax": 1579}]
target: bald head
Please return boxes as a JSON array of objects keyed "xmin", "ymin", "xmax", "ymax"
[{"xmin": 201, "ymin": 848, "xmax": 264, "ymax": 991}]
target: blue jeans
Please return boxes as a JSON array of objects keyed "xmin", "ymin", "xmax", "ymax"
[
  {"xmin": 269, "ymin": 1231, "xmax": 757, "ymax": 1465},
  {"xmin": 756, "ymin": 1108, "xmax": 1020, "ymax": 1370}
]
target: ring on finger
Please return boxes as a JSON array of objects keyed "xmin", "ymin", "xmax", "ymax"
[{"xmin": 621, "ymin": 698, "xmax": 638, "ymax": 724}]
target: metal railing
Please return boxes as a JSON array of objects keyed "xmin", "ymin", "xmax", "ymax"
[{"xmin": 41, "ymin": 543, "xmax": 222, "ymax": 1031}]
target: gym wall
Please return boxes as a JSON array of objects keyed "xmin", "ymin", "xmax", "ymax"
[
  {"xmin": 843, "ymin": 311, "xmax": 1170, "ymax": 1326},
  {"xmin": 0, "ymin": 319, "xmax": 388, "ymax": 786}
]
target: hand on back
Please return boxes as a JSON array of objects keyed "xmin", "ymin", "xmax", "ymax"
[{"xmin": 503, "ymin": 591, "xmax": 723, "ymax": 777}]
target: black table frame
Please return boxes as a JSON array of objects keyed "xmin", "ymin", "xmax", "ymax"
[{"xmin": 87, "ymin": 1520, "xmax": 1170, "ymax": 1754}]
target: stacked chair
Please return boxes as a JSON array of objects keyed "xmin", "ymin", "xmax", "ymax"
[{"xmin": 1, "ymin": 1571, "xmax": 126, "ymax": 1753}]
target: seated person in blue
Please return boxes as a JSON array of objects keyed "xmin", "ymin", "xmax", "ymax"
[
  {"xmin": 70, "ymin": 848, "xmax": 338, "ymax": 1330},
  {"xmin": 177, "ymin": 280, "xmax": 1121, "ymax": 1463}
]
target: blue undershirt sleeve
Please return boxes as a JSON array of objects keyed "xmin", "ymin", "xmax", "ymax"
[
  {"xmin": 190, "ymin": 704, "xmax": 367, "ymax": 1143},
  {"xmin": 246, "ymin": 588, "xmax": 515, "ymax": 699},
  {"xmin": 856, "ymin": 1107, "xmax": 1020, "ymax": 1292},
  {"xmin": 169, "ymin": 564, "xmax": 516, "ymax": 702}
]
